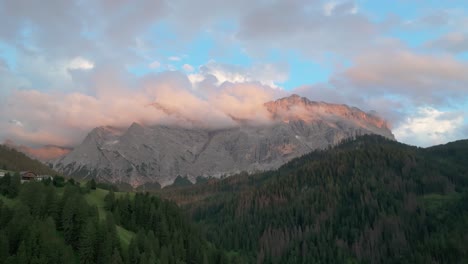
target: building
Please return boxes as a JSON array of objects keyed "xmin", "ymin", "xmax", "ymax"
[
  {"xmin": 20, "ymin": 171, "xmax": 39, "ymax": 183},
  {"xmin": 0, "ymin": 170, "xmax": 6, "ymax": 177},
  {"xmin": 38, "ymin": 175, "xmax": 53, "ymax": 181}
]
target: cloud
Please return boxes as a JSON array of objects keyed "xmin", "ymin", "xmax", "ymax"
[
  {"xmin": 0, "ymin": 66, "xmax": 283, "ymax": 147},
  {"xmin": 168, "ymin": 56, "xmax": 181, "ymax": 61},
  {"xmin": 402, "ymin": 10, "xmax": 451, "ymax": 29},
  {"xmin": 0, "ymin": 0, "xmax": 467, "ymax": 150},
  {"xmin": 149, "ymin": 60, "xmax": 161, "ymax": 69},
  {"xmin": 294, "ymin": 47, "xmax": 468, "ymax": 141},
  {"xmin": 68, "ymin": 57, "xmax": 94, "ymax": 70},
  {"xmin": 9, "ymin": 119, "xmax": 23, "ymax": 127},
  {"xmin": 3, "ymin": 140, "xmax": 71, "ymax": 161},
  {"xmin": 182, "ymin": 63, "xmax": 194, "ymax": 72},
  {"xmin": 426, "ymin": 32, "xmax": 468, "ymax": 54},
  {"xmin": 323, "ymin": 1, "xmax": 358, "ymax": 16},
  {"xmin": 189, "ymin": 61, "xmax": 289, "ymax": 88},
  {"xmin": 323, "ymin": 2, "xmax": 339, "ymax": 16},
  {"xmin": 337, "ymin": 50, "xmax": 468, "ymax": 106},
  {"xmin": 393, "ymin": 107, "xmax": 465, "ymax": 147},
  {"xmin": 235, "ymin": 0, "xmax": 379, "ymax": 58}
]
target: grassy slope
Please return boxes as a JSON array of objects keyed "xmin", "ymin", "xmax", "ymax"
[
  {"xmin": 421, "ymin": 193, "xmax": 462, "ymax": 212},
  {"xmin": 0, "ymin": 142, "xmax": 136, "ymax": 246},
  {"xmin": 1, "ymin": 187, "xmax": 136, "ymax": 248},
  {"xmin": 84, "ymin": 188, "xmax": 136, "ymax": 247}
]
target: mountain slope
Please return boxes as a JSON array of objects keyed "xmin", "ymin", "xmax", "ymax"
[
  {"xmin": 0, "ymin": 144, "xmax": 60, "ymax": 175},
  {"xmin": 54, "ymin": 95, "xmax": 394, "ymax": 186},
  {"xmin": 162, "ymin": 135, "xmax": 468, "ymax": 263},
  {"xmin": 0, "ymin": 180, "xmax": 233, "ymax": 263},
  {"xmin": 4, "ymin": 140, "xmax": 72, "ymax": 161}
]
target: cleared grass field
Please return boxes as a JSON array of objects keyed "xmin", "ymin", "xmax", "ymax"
[
  {"xmin": 116, "ymin": 225, "xmax": 134, "ymax": 247},
  {"xmin": 84, "ymin": 188, "xmax": 136, "ymax": 246},
  {"xmin": 421, "ymin": 192, "xmax": 461, "ymax": 211}
]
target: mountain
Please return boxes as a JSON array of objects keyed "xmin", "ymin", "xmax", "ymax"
[
  {"xmin": 0, "ymin": 144, "xmax": 61, "ymax": 175},
  {"xmin": 4, "ymin": 140, "xmax": 72, "ymax": 161},
  {"xmin": 161, "ymin": 135, "xmax": 468, "ymax": 263},
  {"xmin": 53, "ymin": 95, "xmax": 394, "ymax": 186}
]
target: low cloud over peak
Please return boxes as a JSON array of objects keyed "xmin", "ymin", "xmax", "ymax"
[
  {"xmin": 0, "ymin": 65, "xmax": 286, "ymax": 147},
  {"xmin": 0, "ymin": 1, "xmax": 467, "ymax": 148}
]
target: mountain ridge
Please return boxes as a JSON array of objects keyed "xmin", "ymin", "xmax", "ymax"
[
  {"xmin": 53, "ymin": 95, "xmax": 395, "ymax": 186},
  {"xmin": 159, "ymin": 134, "xmax": 468, "ymax": 263}
]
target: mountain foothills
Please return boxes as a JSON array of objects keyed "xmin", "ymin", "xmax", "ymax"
[
  {"xmin": 53, "ymin": 95, "xmax": 394, "ymax": 186},
  {"xmin": 0, "ymin": 144, "xmax": 59, "ymax": 176},
  {"xmin": 161, "ymin": 135, "xmax": 468, "ymax": 263}
]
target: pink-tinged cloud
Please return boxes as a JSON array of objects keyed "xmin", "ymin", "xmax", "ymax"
[
  {"xmin": 337, "ymin": 51, "xmax": 468, "ymax": 105},
  {"xmin": 4, "ymin": 140, "xmax": 71, "ymax": 161},
  {"xmin": 293, "ymin": 48, "xmax": 468, "ymax": 147},
  {"xmin": 1, "ymin": 69, "xmax": 283, "ymax": 148},
  {"xmin": 426, "ymin": 32, "xmax": 468, "ymax": 54}
]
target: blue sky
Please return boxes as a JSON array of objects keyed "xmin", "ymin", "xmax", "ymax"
[{"xmin": 0, "ymin": 0, "xmax": 467, "ymax": 148}]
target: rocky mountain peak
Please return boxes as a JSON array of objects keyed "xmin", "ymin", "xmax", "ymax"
[
  {"xmin": 265, "ymin": 94, "xmax": 390, "ymax": 131},
  {"xmin": 54, "ymin": 95, "xmax": 395, "ymax": 186}
]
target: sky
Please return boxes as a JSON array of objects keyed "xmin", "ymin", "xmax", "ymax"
[{"xmin": 0, "ymin": 0, "xmax": 467, "ymax": 149}]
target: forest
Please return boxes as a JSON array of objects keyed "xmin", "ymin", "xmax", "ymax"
[
  {"xmin": 162, "ymin": 135, "xmax": 468, "ymax": 263},
  {"xmin": 0, "ymin": 174, "xmax": 234, "ymax": 264},
  {"xmin": 1, "ymin": 135, "xmax": 467, "ymax": 263}
]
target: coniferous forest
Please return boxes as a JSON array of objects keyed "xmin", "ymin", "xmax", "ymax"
[
  {"xmin": 0, "ymin": 176, "xmax": 232, "ymax": 263},
  {"xmin": 162, "ymin": 135, "xmax": 468, "ymax": 263},
  {"xmin": 1, "ymin": 135, "xmax": 468, "ymax": 263}
]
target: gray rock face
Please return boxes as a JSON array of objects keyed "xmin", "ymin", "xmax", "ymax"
[{"xmin": 53, "ymin": 95, "xmax": 394, "ymax": 186}]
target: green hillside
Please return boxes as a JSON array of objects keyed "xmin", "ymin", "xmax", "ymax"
[
  {"xmin": 2, "ymin": 136, "xmax": 467, "ymax": 263},
  {"xmin": 163, "ymin": 135, "xmax": 468, "ymax": 263},
  {"xmin": 0, "ymin": 178, "xmax": 234, "ymax": 263}
]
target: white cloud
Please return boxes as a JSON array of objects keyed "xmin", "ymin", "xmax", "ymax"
[
  {"xmin": 9, "ymin": 119, "xmax": 24, "ymax": 127},
  {"xmin": 68, "ymin": 57, "xmax": 94, "ymax": 70},
  {"xmin": 149, "ymin": 60, "xmax": 161, "ymax": 69},
  {"xmin": 168, "ymin": 56, "xmax": 181, "ymax": 61},
  {"xmin": 187, "ymin": 73, "xmax": 205, "ymax": 84},
  {"xmin": 323, "ymin": 2, "xmax": 338, "ymax": 16},
  {"xmin": 349, "ymin": 5, "xmax": 358, "ymax": 15},
  {"xmin": 191, "ymin": 61, "xmax": 288, "ymax": 88},
  {"xmin": 182, "ymin": 63, "xmax": 194, "ymax": 72},
  {"xmin": 394, "ymin": 107, "xmax": 464, "ymax": 147}
]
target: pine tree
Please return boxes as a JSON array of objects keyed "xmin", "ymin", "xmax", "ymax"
[
  {"xmin": 15, "ymin": 242, "xmax": 28, "ymax": 264},
  {"xmin": 111, "ymin": 248, "xmax": 124, "ymax": 264},
  {"xmin": 78, "ymin": 220, "xmax": 97, "ymax": 264},
  {"xmin": 104, "ymin": 190, "xmax": 115, "ymax": 211},
  {"xmin": 0, "ymin": 231, "xmax": 9, "ymax": 263},
  {"xmin": 62, "ymin": 195, "xmax": 87, "ymax": 249},
  {"xmin": 127, "ymin": 239, "xmax": 140, "ymax": 264}
]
